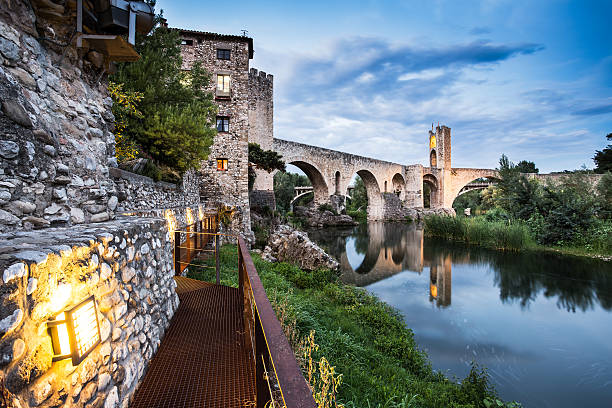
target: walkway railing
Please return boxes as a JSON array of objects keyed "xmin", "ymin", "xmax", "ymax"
[
  {"xmin": 238, "ymin": 237, "xmax": 316, "ymax": 408},
  {"xmin": 173, "ymin": 212, "xmax": 219, "ymax": 279}
]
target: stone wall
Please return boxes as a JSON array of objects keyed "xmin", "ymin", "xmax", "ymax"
[
  {"xmin": 111, "ymin": 168, "xmax": 200, "ymax": 213},
  {"xmin": 248, "ymin": 68, "xmax": 274, "ymax": 197},
  {"xmin": 0, "ymin": 1, "xmax": 118, "ymax": 233},
  {"xmin": 179, "ymin": 30, "xmax": 253, "ymax": 239},
  {"xmin": 0, "ymin": 216, "xmax": 179, "ymax": 408}
]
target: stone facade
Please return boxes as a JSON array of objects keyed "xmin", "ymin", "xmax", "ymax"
[
  {"xmin": 0, "ymin": 1, "xmax": 119, "ymax": 233},
  {"xmin": 0, "ymin": 217, "xmax": 179, "ymax": 408},
  {"xmin": 178, "ymin": 29, "xmax": 254, "ymax": 239}
]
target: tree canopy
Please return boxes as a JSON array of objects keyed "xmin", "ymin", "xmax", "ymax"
[
  {"xmin": 515, "ymin": 160, "xmax": 539, "ymax": 174},
  {"xmin": 248, "ymin": 143, "xmax": 286, "ymax": 190},
  {"xmin": 594, "ymin": 133, "xmax": 612, "ymax": 174},
  {"xmin": 111, "ymin": 25, "xmax": 217, "ymax": 173}
]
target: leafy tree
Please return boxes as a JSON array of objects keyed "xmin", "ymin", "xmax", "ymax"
[
  {"xmin": 112, "ymin": 25, "xmax": 217, "ymax": 173},
  {"xmin": 515, "ymin": 160, "xmax": 539, "ymax": 174},
  {"xmin": 248, "ymin": 143, "xmax": 286, "ymax": 190},
  {"xmin": 496, "ymin": 155, "xmax": 540, "ymax": 220},
  {"xmin": 597, "ymin": 172, "xmax": 612, "ymax": 219},
  {"xmin": 347, "ymin": 176, "xmax": 367, "ymax": 212},
  {"xmin": 593, "ymin": 133, "xmax": 612, "ymax": 174},
  {"xmin": 109, "ymin": 82, "xmax": 142, "ymax": 163},
  {"xmin": 273, "ymin": 171, "xmax": 311, "ymax": 213}
]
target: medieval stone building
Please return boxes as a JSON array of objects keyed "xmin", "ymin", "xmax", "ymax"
[{"xmin": 177, "ymin": 28, "xmax": 275, "ymax": 237}]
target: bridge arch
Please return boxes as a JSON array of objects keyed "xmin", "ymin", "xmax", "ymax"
[
  {"xmin": 335, "ymin": 171, "xmax": 341, "ymax": 194},
  {"xmin": 355, "ymin": 169, "xmax": 384, "ymax": 220},
  {"xmin": 423, "ymin": 173, "xmax": 440, "ymax": 208},
  {"xmin": 392, "ymin": 173, "xmax": 405, "ymax": 200},
  {"xmin": 284, "ymin": 157, "xmax": 330, "ymax": 206}
]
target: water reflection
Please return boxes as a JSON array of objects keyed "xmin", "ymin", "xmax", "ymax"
[
  {"xmin": 308, "ymin": 222, "xmax": 612, "ymax": 408},
  {"xmin": 310, "ymin": 223, "xmax": 612, "ymax": 312}
]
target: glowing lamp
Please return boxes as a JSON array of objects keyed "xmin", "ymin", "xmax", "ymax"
[{"xmin": 47, "ymin": 296, "xmax": 101, "ymax": 365}]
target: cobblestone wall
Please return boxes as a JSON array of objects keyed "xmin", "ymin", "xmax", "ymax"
[
  {"xmin": 0, "ymin": 217, "xmax": 179, "ymax": 408},
  {"xmin": 111, "ymin": 168, "xmax": 200, "ymax": 213},
  {"xmin": 0, "ymin": 1, "xmax": 118, "ymax": 233}
]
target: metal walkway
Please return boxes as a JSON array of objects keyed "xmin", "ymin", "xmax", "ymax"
[{"xmin": 130, "ymin": 277, "xmax": 256, "ymax": 408}]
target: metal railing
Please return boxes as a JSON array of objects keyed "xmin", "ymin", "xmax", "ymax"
[
  {"xmin": 238, "ymin": 237, "xmax": 316, "ymax": 408},
  {"xmin": 173, "ymin": 213, "xmax": 220, "ymax": 280}
]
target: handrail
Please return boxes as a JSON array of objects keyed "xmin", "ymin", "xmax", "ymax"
[
  {"xmin": 238, "ymin": 237, "xmax": 316, "ymax": 408},
  {"xmin": 173, "ymin": 214, "xmax": 219, "ymax": 279}
]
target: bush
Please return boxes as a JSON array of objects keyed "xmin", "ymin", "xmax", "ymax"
[{"xmin": 318, "ymin": 203, "xmax": 337, "ymax": 215}]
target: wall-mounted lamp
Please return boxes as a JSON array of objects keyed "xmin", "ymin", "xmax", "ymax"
[{"xmin": 47, "ymin": 296, "xmax": 101, "ymax": 366}]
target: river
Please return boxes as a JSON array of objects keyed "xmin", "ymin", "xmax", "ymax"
[{"xmin": 307, "ymin": 222, "xmax": 612, "ymax": 408}]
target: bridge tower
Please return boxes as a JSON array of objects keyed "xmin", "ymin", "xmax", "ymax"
[{"xmin": 428, "ymin": 125, "xmax": 451, "ymax": 169}]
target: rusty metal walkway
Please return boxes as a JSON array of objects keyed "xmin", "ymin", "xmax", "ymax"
[{"xmin": 130, "ymin": 277, "xmax": 256, "ymax": 408}]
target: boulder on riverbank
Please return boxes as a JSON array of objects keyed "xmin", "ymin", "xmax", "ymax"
[
  {"xmin": 293, "ymin": 205, "xmax": 358, "ymax": 228},
  {"xmin": 262, "ymin": 224, "xmax": 339, "ymax": 270}
]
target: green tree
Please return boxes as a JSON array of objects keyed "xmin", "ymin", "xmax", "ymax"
[
  {"xmin": 248, "ymin": 143, "xmax": 286, "ymax": 190},
  {"xmin": 593, "ymin": 133, "xmax": 612, "ymax": 174},
  {"xmin": 597, "ymin": 172, "xmax": 612, "ymax": 219},
  {"xmin": 347, "ymin": 176, "xmax": 367, "ymax": 212},
  {"xmin": 496, "ymin": 155, "xmax": 540, "ymax": 220},
  {"xmin": 112, "ymin": 25, "xmax": 217, "ymax": 173},
  {"xmin": 515, "ymin": 160, "xmax": 539, "ymax": 174}
]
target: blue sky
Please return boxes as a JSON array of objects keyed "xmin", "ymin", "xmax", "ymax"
[{"xmin": 158, "ymin": 0, "xmax": 611, "ymax": 172}]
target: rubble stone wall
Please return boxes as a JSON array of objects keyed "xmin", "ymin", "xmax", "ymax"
[
  {"xmin": 0, "ymin": 1, "xmax": 118, "ymax": 233},
  {"xmin": 0, "ymin": 217, "xmax": 179, "ymax": 408}
]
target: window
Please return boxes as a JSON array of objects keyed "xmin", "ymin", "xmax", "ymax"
[
  {"xmin": 217, "ymin": 75, "xmax": 230, "ymax": 92},
  {"xmin": 217, "ymin": 49, "xmax": 231, "ymax": 60},
  {"xmin": 216, "ymin": 74, "xmax": 230, "ymax": 98},
  {"xmin": 217, "ymin": 158, "xmax": 228, "ymax": 171},
  {"xmin": 216, "ymin": 116, "xmax": 229, "ymax": 132},
  {"xmin": 181, "ymin": 39, "xmax": 193, "ymax": 46}
]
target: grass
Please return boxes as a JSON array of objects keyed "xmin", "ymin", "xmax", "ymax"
[
  {"xmin": 188, "ymin": 246, "xmax": 519, "ymax": 408},
  {"xmin": 424, "ymin": 215, "xmax": 533, "ymax": 251}
]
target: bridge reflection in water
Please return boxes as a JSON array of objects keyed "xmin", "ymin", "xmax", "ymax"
[
  {"xmin": 308, "ymin": 222, "xmax": 453, "ymax": 307},
  {"xmin": 308, "ymin": 222, "xmax": 612, "ymax": 408}
]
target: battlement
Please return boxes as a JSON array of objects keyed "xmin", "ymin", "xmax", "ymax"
[{"xmin": 249, "ymin": 68, "xmax": 274, "ymax": 85}]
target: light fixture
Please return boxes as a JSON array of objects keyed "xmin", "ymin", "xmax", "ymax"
[{"xmin": 47, "ymin": 296, "xmax": 101, "ymax": 365}]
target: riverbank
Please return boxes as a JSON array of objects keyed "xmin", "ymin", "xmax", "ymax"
[
  {"xmin": 190, "ymin": 245, "xmax": 518, "ymax": 408},
  {"xmin": 424, "ymin": 215, "xmax": 612, "ymax": 260}
]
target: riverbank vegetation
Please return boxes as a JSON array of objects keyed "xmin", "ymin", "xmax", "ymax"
[
  {"xmin": 445, "ymin": 154, "xmax": 612, "ymax": 256},
  {"xmin": 190, "ymin": 245, "xmax": 520, "ymax": 408}
]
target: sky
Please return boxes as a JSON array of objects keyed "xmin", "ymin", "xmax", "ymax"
[{"xmin": 157, "ymin": 0, "xmax": 612, "ymax": 173}]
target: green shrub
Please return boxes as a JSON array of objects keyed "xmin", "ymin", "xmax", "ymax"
[{"xmin": 318, "ymin": 203, "xmax": 337, "ymax": 215}]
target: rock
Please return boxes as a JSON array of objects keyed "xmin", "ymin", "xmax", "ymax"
[
  {"xmin": 9, "ymin": 67, "xmax": 36, "ymax": 89},
  {"xmin": 98, "ymin": 372, "xmax": 111, "ymax": 391},
  {"xmin": 107, "ymin": 195, "xmax": 118, "ymax": 211},
  {"xmin": 2, "ymin": 100, "xmax": 32, "ymax": 128},
  {"xmin": 53, "ymin": 188, "xmax": 67, "ymax": 200},
  {"xmin": 0, "ymin": 37, "xmax": 19, "ymax": 60},
  {"xmin": 121, "ymin": 267, "xmax": 136, "ymax": 283},
  {"xmin": 3, "ymin": 262, "xmax": 26, "ymax": 284},
  {"xmin": 262, "ymin": 225, "xmax": 339, "ymax": 271},
  {"xmin": 140, "ymin": 243, "xmax": 150, "ymax": 255},
  {"xmin": 0, "ymin": 309, "xmax": 23, "ymax": 334},
  {"xmin": 70, "ymin": 207, "xmax": 85, "ymax": 224},
  {"xmin": 0, "ymin": 209, "xmax": 20, "ymax": 225},
  {"xmin": 12, "ymin": 338, "xmax": 25, "ymax": 361},
  {"xmin": 56, "ymin": 163, "xmax": 70, "ymax": 174},
  {"xmin": 53, "ymin": 175, "xmax": 71, "ymax": 184},
  {"xmin": 80, "ymin": 381, "xmax": 97, "ymax": 404},
  {"xmin": 44, "ymin": 203, "xmax": 62, "ymax": 215},
  {"xmin": 11, "ymin": 200, "xmax": 36, "ymax": 214},
  {"xmin": 26, "ymin": 277, "xmax": 37, "ymax": 295},
  {"xmin": 104, "ymin": 386, "xmax": 118, "ymax": 408},
  {"xmin": 0, "ymin": 190, "xmax": 11, "ymax": 204},
  {"xmin": 43, "ymin": 144, "xmax": 56, "ymax": 156},
  {"xmin": 0, "ymin": 21, "xmax": 20, "ymax": 44},
  {"xmin": 0, "ymin": 140, "xmax": 19, "ymax": 159},
  {"xmin": 30, "ymin": 377, "xmax": 53, "ymax": 406},
  {"xmin": 91, "ymin": 212, "xmax": 110, "ymax": 223},
  {"xmin": 100, "ymin": 263, "xmax": 112, "ymax": 280},
  {"xmin": 23, "ymin": 216, "xmax": 50, "ymax": 227},
  {"xmin": 293, "ymin": 205, "xmax": 358, "ymax": 228}
]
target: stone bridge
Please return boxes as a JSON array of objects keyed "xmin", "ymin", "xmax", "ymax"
[{"xmin": 250, "ymin": 125, "xmax": 603, "ymax": 221}]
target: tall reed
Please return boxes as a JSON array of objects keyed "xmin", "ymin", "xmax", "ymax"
[{"xmin": 424, "ymin": 215, "xmax": 533, "ymax": 251}]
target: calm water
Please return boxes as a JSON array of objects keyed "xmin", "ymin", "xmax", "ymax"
[{"xmin": 308, "ymin": 222, "xmax": 612, "ymax": 408}]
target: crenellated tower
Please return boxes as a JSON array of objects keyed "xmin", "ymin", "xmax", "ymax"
[{"xmin": 428, "ymin": 125, "xmax": 451, "ymax": 169}]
